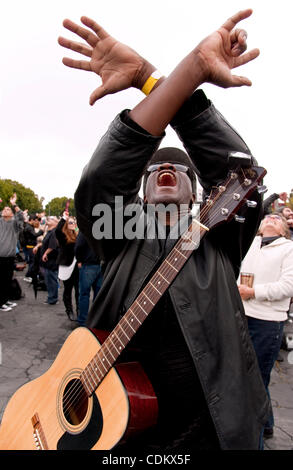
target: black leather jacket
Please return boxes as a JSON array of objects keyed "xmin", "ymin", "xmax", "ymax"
[{"xmin": 75, "ymin": 90, "xmax": 270, "ymax": 450}]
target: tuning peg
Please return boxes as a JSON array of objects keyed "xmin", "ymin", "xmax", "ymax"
[
  {"xmin": 257, "ymin": 185, "xmax": 268, "ymax": 194},
  {"xmin": 246, "ymin": 200, "xmax": 257, "ymax": 208},
  {"xmin": 234, "ymin": 215, "xmax": 246, "ymax": 223}
]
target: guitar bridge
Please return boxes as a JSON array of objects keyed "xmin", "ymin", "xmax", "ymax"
[{"xmin": 31, "ymin": 413, "xmax": 49, "ymax": 450}]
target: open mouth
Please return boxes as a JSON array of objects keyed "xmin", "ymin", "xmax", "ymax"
[{"xmin": 157, "ymin": 171, "xmax": 177, "ymax": 187}]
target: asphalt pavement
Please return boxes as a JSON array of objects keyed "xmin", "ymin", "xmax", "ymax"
[{"xmin": 0, "ymin": 269, "xmax": 293, "ymax": 453}]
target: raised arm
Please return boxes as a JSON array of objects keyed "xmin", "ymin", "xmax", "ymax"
[{"xmin": 129, "ymin": 9, "xmax": 259, "ymax": 135}]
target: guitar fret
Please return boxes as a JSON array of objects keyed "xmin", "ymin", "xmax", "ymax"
[
  {"xmin": 98, "ymin": 354, "xmax": 109, "ymax": 372},
  {"xmin": 174, "ymin": 247, "xmax": 187, "ymax": 259},
  {"xmin": 125, "ymin": 316, "xmax": 136, "ymax": 332},
  {"xmin": 81, "ymin": 370, "xmax": 92, "ymax": 395},
  {"xmin": 157, "ymin": 271, "xmax": 170, "ymax": 284},
  {"xmin": 103, "ymin": 341, "xmax": 117, "ymax": 362},
  {"xmin": 181, "ymin": 235, "xmax": 197, "ymax": 246},
  {"xmin": 92, "ymin": 357, "xmax": 103, "ymax": 378},
  {"xmin": 90, "ymin": 359, "xmax": 100, "ymax": 381},
  {"xmin": 142, "ymin": 291, "xmax": 155, "ymax": 306},
  {"xmin": 90, "ymin": 360, "xmax": 100, "ymax": 382},
  {"xmin": 111, "ymin": 328, "xmax": 125, "ymax": 349},
  {"xmin": 83, "ymin": 370, "xmax": 94, "ymax": 393},
  {"xmin": 109, "ymin": 333, "xmax": 122, "ymax": 353},
  {"xmin": 165, "ymin": 259, "xmax": 178, "ymax": 272},
  {"xmin": 129, "ymin": 308, "xmax": 142, "ymax": 325},
  {"xmin": 135, "ymin": 301, "xmax": 148, "ymax": 316},
  {"xmin": 117, "ymin": 322, "xmax": 130, "ymax": 342},
  {"xmin": 178, "ymin": 239, "xmax": 197, "ymax": 254},
  {"xmin": 149, "ymin": 281, "xmax": 162, "ymax": 295},
  {"xmin": 87, "ymin": 365, "xmax": 97, "ymax": 388},
  {"xmin": 100, "ymin": 349, "xmax": 112, "ymax": 367}
]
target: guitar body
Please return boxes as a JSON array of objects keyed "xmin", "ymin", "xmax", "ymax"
[{"xmin": 0, "ymin": 327, "xmax": 158, "ymax": 450}]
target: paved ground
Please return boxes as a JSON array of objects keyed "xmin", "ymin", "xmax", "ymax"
[{"xmin": 0, "ymin": 269, "xmax": 293, "ymax": 452}]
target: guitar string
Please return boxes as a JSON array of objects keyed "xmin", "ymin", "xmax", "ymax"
[
  {"xmin": 59, "ymin": 172, "xmax": 241, "ymax": 412},
  {"xmin": 60, "ymin": 199, "xmax": 242, "ymax": 422},
  {"xmin": 50, "ymin": 202, "xmax": 257, "ymax": 443},
  {"xmin": 58, "ymin": 174, "xmax": 258, "ymax": 424},
  {"xmin": 59, "ymin": 196, "xmax": 219, "ymax": 412},
  {"xmin": 58, "ymin": 173, "xmax": 252, "ymax": 423},
  {"xmin": 58, "ymin": 173, "xmax": 251, "ymax": 421},
  {"xmin": 58, "ymin": 203, "xmax": 211, "ymax": 414}
]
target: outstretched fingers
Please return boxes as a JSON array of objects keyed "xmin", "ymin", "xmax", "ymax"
[
  {"xmin": 62, "ymin": 18, "xmax": 98, "ymax": 47},
  {"xmin": 80, "ymin": 16, "xmax": 109, "ymax": 39},
  {"xmin": 221, "ymin": 9, "xmax": 253, "ymax": 32},
  {"xmin": 58, "ymin": 36, "xmax": 93, "ymax": 58},
  {"xmin": 230, "ymin": 75, "xmax": 252, "ymax": 87},
  {"xmin": 89, "ymin": 86, "xmax": 108, "ymax": 106},
  {"xmin": 234, "ymin": 47, "xmax": 260, "ymax": 68},
  {"xmin": 62, "ymin": 57, "xmax": 92, "ymax": 72}
]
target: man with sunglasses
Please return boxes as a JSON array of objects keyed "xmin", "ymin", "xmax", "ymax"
[{"xmin": 59, "ymin": 9, "xmax": 269, "ymax": 451}]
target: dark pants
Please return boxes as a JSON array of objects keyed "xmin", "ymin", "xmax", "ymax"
[
  {"xmin": 44, "ymin": 268, "xmax": 59, "ymax": 304},
  {"xmin": 247, "ymin": 316, "xmax": 285, "ymax": 430},
  {"xmin": 25, "ymin": 247, "xmax": 35, "ymax": 278},
  {"xmin": 63, "ymin": 264, "xmax": 79, "ymax": 315},
  {"xmin": 0, "ymin": 257, "xmax": 15, "ymax": 306},
  {"xmin": 77, "ymin": 264, "xmax": 102, "ymax": 326}
]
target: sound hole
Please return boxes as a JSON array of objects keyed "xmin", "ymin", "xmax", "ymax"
[{"xmin": 62, "ymin": 378, "xmax": 89, "ymax": 426}]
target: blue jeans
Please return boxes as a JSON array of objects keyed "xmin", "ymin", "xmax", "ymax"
[
  {"xmin": 247, "ymin": 316, "xmax": 285, "ymax": 430},
  {"xmin": 44, "ymin": 269, "xmax": 59, "ymax": 304},
  {"xmin": 78, "ymin": 264, "xmax": 102, "ymax": 326}
]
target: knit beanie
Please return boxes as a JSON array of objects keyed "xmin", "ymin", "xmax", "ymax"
[{"xmin": 143, "ymin": 147, "xmax": 197, "ymax": 194}]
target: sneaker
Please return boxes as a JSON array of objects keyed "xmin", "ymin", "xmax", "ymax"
[
  {"xmin": 0, "ymin": 304, "xmax": 12, "ymax": 312},
  {"xmin": 23, "ymin": 277, "xmax": 32, "ymax": 283},
  {"xmin": 6, "ymin": 301, "xmax": 17, "ymax": 308}
]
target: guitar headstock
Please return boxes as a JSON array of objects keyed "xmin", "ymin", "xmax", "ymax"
[{"xmin": 201, "ymin": 166, "xmax": 267, "ymax": 229}]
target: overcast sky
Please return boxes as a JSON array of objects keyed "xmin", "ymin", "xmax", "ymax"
[{"xmin": 1, "ymin": 0, "xmax": 292, "ymax": 207}]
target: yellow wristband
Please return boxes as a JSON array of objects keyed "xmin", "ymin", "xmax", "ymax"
[{"xmin": 141, "ymin": 70, "xmax": 163, "ymax": 95}]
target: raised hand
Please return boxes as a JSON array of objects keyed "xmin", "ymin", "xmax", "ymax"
[
  {"xmin": 9, "ymin": 193, "xmax": 17, "ymax": 206},
  {"xmin": 58, "ymin": 16, "xmax": 155, "ymax": 105},
  {"xmin": 194, "ymin": 9, "xmax": 259, "ymax": 88}
]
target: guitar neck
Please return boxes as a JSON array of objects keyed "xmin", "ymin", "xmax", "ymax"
[{"xmin": 80, "ymin": 218, "xmax": 207, "ymax": 396}]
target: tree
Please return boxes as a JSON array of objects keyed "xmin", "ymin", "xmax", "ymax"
[
  {"xmin": 0, "ymin": 179, "xmax": 43, "ymax": 213},
  {"xmin": 45, "ymin": 197, "xmax": 75, "ymax": 216}
]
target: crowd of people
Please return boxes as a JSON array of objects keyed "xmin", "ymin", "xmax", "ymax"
[
  {"xmin": 0, "ymin": 8, "xmax": 293, "ymax": 451},
  {"xmin": 0, "ymin": 196, "xmax": 103, "ymax": 327}
]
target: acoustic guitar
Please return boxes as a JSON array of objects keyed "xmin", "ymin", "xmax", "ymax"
[{"xmin": 0, "ymin": 163, "xmax": 266, "ymax": 450}]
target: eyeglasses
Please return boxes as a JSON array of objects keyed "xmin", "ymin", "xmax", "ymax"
[
  {"xmin": 68, "ymin": 221, "xmax": 75, "ymax": 225},
  {"xmin": 147, "ymin": 163, "xmax": 189, "ymax": 173},
  {"xmin": 265, "ymin": 215, "xmax": 282, "ymax": 220}
]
